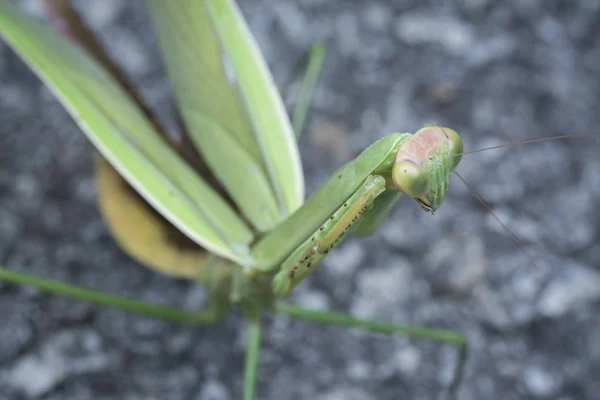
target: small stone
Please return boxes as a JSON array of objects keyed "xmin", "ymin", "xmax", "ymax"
[
  {"xmin": 346, "ymin": 360, "xmax": 371, "ymax": 380},
  {"xmin": 484, "ymin": 207, "xmax": 540, "ymax": 243},
  {"xmin": 380, "ymin": 210, "xmax": 429, "ymax": 252},
  {"xmin": 21, "ymin": 0, "xmax": 46, "ymax": 17},
  {"xmin": 0, "ymin": 302, "xmax": 33, "ymax": 363},
  {"xmin": 310, "ymin": 120, "xmax": 351, "ymax": 164},
  {"xmin": 350, "ymin": 260, "xmax": 412, "ymax": 317},
  {"xmin": 2, "ymin": 330, "xmax": 111, "ymax": 397},
  {"xmin": 540, "ymin": 190, "xmax": 596, "ymax": 254},
  {"xmin": 134, "ymin": 364, "xmax": 199, "ymax": 399},
  {"xmin": 294, "ymin": 289, "xmax": 330, "ymax": 310},
  {"xmin": 75, "ymin": 177, "xmax": 96, "ymax": 202},
  {"xmin": 363, "ymin": 3, "xmax": 391, "ymax": 31},
  {"xmin": 537, "ymin": 265, "xmax": 600, "ymax": 318},
  {"xmin": 335, "ymin": 11, "xmax": 360, "ymax": 56},
  {"xmin": 184, "ymin": 286, "xmax": 209, "ymax": 310},
  {"xmin": 106, "ymin": 30, "xmax": 151, "ymax": 75},
  {"xmin": 466, "ymin": 35, "xmax": 517, "ymax": 67},
  {"xmin": 424, "ymin": 233, "xmax": 487, "ymax": 295},
  {"xmin": 77, "ymin": 0, "xmax": 125, "ymax": 29},
  {"xmin": 323, "ymin": 241, "xmax": 365, "ymax": 277},
  {"xmin": 317, "ymin": 387, "xmax": 376, "ymax": 400},
  {"xmin": 478, "ymin": 252, "xmax": 553, "ymax": 329},
  {"xmin": 15, "ymin": 174, "xmax": 40, "ymax": 199},
  {"xmin": 524, "ymin": 364, "xmax": 562, "ymax": 397},
  {"xmin": 395, "ymin": 13, "xmax": 474, "ymax": 55},
  {"xmin": 0, "ymin": 84, "xmax": 32, "ymax": 114},
  {"xmin": 0, "ymin": 209, "xmax": 19, "ymax": 242},
  {"xmin": 395, "ymin": 345, "xmax": 421, "ymax": 376},
  {"xmin": 459, "ymin": 0, "xmax": 492, "ymax": 14},
  {"xmin": 273, "ymin": 3, "xmax": 309, "ymax": 45},
  {"xmin": 197, "ymin": 380, "xmax": 230, "ymax": 400}
]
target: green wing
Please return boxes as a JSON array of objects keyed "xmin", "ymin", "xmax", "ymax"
[
  {"xmin": 0, "ymin": 0, "xmax": 254, "ymax": 264},
  {"xmin": 146, "ymin": 0, "xmax": 304, "ymax": 232},
  {"xmin": 146, "ymin": 0, "xmax": 278, "ymax": 232},
  {"xmin": 204, "ymin": 0, "xmax": 304, "ymax": 214}
]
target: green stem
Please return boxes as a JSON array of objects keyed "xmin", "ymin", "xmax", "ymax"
[
  {"xmin": 292, "ymin": 42, "xmax": 326, "ymax": 139},
  {"xmin": 0, "ymin": 266, "xmax": 222, "ymax": 324},
  {"xmin": 243, "ymin": 316, "xmax": 262, "ymax": 400}
]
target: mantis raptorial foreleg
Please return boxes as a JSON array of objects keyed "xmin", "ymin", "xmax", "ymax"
[
  {"xmin": 272, "ymin": 175, "xmax": 387, "ymax": 297},
  {"xmin": 353, "ymin": 190, "xmax": 403, "ymax": 237}
]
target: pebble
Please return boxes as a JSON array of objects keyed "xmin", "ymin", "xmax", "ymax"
[
  {"xmin": 1, "ymin": 330, "xmax": 111, "ymax": 397},
  {"xmin": 395, "ymin": 13, "xmax": 474, "ymax": 55},
  {"xmin": 524, "ymin": 364, "xmax": 563, "ymax": 398},
  {"xmin": 350, "ymin": 261, "xmax": 412, "ymax": 317},
  {"xmin": 537, "ymin": 265, "xmax": 600, "ymax": 318},
  {"xmin": 197, "ymin": 380, "xmax": 230, "ymax": 400}
]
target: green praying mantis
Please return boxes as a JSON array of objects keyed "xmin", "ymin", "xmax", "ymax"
[{"xmin": 0, "ymin": 1, "xmax": 598, "ymax": 399}]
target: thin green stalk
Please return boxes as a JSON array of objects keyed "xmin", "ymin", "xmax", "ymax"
[
  {"xmin": 243, "ymin": 316, "xmax": 262, "ymax": 400},
  {"xmin": 292, "ymin": 42, "xmax": 326, "ymax": 139},
  {"xmin": 0, "ymin": 266, "xmax": 222, "ymax": 324}
]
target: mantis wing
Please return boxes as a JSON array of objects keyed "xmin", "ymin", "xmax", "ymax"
[
  {"xmin": 204, "ymin": 0, "xmax": 304, "ymax": 215},
  {"xmin": 146, "ymin": 0, "xmax": 290, "ymax": 232},
  {"xmin": 146, "ymin": 0, "xmax": 304, "ymax": 232},
  {"xmin": 0, "ymin": 0, "xmax": 254, "ymax": 264}
]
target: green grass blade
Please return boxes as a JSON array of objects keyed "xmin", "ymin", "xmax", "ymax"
[
  {"xmin": 292, "ymin": 42, "xmax": 327, "ymax": 139},
  {"xmin": 243, "ymin": 317, "xmax": 262, "ymax": 400},
  {"xmin": 146, "ymin": 0, "xmax": 281, "ymax": 232},
  {"xmin": 0, "ymin": 1, "xmax": 254, "ymax": 263},
  {"xmin": 0, "ymin": 267, "xmax": 223, "ymax": 324},
  {"xmin": 205, "ymin": 0, "xmax": 305, "ymax": 215}
]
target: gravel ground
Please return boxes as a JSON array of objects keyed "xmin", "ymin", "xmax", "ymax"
[{"xmin": 1, "ymin": 1, "xmax": 600, "ymax": 399}]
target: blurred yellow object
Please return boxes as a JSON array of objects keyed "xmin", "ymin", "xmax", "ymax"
[{"xmin": 95, "ymin": 156, "xmax": 206, "ymax": 279}]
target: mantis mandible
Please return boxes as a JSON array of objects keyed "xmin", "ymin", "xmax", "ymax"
[{"xmin": 0, "ymin": 1, "xmax": 597, "ymax": 399}]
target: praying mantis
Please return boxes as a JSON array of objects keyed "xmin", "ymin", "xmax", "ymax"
[{"xmin": 1, "ymin": 1, "xmax": 600, "ymax": 399}]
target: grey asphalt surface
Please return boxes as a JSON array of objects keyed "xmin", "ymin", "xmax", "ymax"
[{"xmin": 1, "ymin": 1, "xmax": 600, "ymax": 399}]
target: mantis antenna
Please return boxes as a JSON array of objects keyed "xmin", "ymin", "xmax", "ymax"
[
  {"xmin": 452, "ymin": 171, "xmax": 539, "ymax": 269},
  {"xmin": 456, "ymin": 129, "xmax": 600, "ymax": 156},
  {"xmin": 453, "ymin": 128, "xmax": 600, "ymax": 268}
]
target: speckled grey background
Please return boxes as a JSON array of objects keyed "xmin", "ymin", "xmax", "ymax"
[{"xmin": 1, "ymin": 1, "xmax": 600, "ymax": 399}]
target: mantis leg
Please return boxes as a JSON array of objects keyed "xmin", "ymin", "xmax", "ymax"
[
  {"xmin": 272, "ymin": 175, "xmax": 387, "ymax": 297},
  {"xmin": 354, "ymin": 189, "xmax": 403, "ymax": 237},
  {"xmin": 0, "ymin": 266, "xmax": 227, "ymax": 324},
  {"xmin": 274, "ymin": 302, "xmax": 467, "ymax": 400},
  {"xmin": 243, "ymin": 316, "xmax": 263, "ymax": 400}
]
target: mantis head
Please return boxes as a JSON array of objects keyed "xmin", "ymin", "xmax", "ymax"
[{"xmin": 392, "ymin": 125, "xmax": 463, "ymax": 213}]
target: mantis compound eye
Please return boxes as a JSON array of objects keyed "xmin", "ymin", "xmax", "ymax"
[
  {"xmin": 392, "ymin": 160, "xmax": 431, "ymax": 199},
  {"xmin": 441, "ymin": 127, "xmax": 463, "ymax": 170}
]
